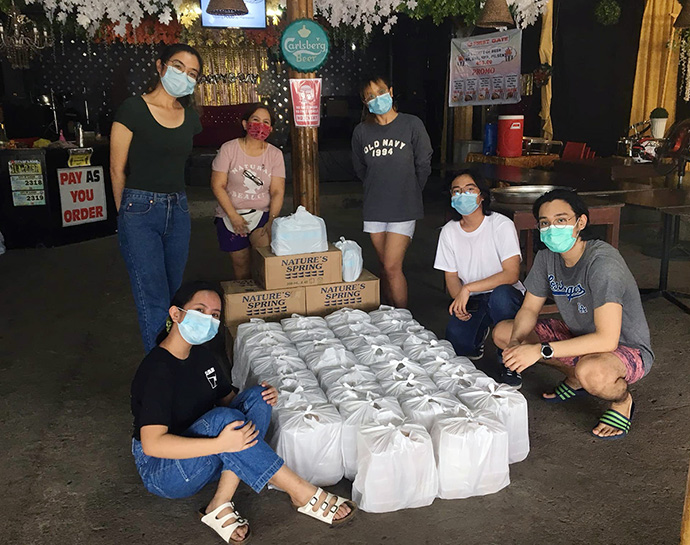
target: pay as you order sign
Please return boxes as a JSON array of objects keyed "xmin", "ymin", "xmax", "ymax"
[{"xmin": 57, "ymin": 166, "xmax": 107, "ymax": 227}]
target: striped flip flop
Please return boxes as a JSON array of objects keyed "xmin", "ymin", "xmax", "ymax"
[
  {"xmin": 543, "ymin": 380, "xmax": 589, "ymax": 403},
  {"xmin": 592, "ymin": 402, "xmax": 635, "ymax": 441}
]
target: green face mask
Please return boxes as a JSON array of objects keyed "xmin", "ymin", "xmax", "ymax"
[{"xmin": 540, "ymin": 225, "xmax": 577, "ymax": 253}]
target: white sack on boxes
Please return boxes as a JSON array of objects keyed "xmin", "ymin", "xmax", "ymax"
[
  {"xmin": 457, "ymin": 383, "xmax": 529, "ymax": 464},
  {"xmin": 338, "ymin": 397, "xmax": 405, "ymax": 480},
  {"xmin": 281, "ymin": 314, "xmax": 328, "ymax": 332},
  {"xmin": 352, "ymin": 422, "xmax": 438, "ymax": 513},
  {"xmin": 380, "ymin": 372, "xmax": 439, "ymax": 401},
  {"xmin": 331, "ymin": 321, "xmax": 382, "ymax": 340},
  {"xmin": 388, "ymin": 326, "xmax": 438, "ymax": 348},
  {"xmin": 286, "ymin": 327, "xmax": 335, "ymax": 344},
  {"xmin": 295, "ymin": 338, "xmax": 345, "ymax": 360},
  {"xmin": 341, "ymin": 333, "xmax": 391, "ymax": 352},
  {"xmin": 369, "ymin": 305, "xmax": 414, "ymax": 324},
  {"xmin": 432, "ymin": 410, "xmax": 510, "ymax": 499},
  {"xmin": 400, "ymin": 391, "xmax": 465, "ymax": 431},
  {"xmin": 272, "ymin": 403, "xmax": 344, "ymax": 486},
  {"xmin": 335, "ymin": 237, "xmax": 364, "ymax": 282},
  {"xmin": 325, "ymin": 308, "xmax": 372, "ymax": 327},
  {"xmin": 353, "ymin": 344, "xmax": 406, "ymax": 366},
  {"xmin": 327, "ymin": 381, "xmax": 385, "ymax": 408},
  {"xmin": 271, "ymin": 205, "xmax": 328, "ymax": 256},
  {"xmin": 371, "ymin": 357, "xmax": 430, "ymax": 382}
]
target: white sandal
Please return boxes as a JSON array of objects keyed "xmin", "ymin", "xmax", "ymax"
[
  {"xmin": 199, "ymin": 502, "xmax": 251, "ymax": 544},
  {"xmin": 296, "ymin": 487, "xmax": 358, "ymax": 526}
]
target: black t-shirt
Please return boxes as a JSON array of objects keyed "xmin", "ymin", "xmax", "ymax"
[
  {"xmin": 130, "ymin": 346, "xmax": 233, "ymax": 440},
  {"xmin": 114, "ymin": 96, "xmax": 202, "ymax": 193}
]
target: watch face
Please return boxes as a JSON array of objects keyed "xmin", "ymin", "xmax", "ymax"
[{"xmin": 542, "ymin": 343, "xmax": 554, "ymax": 357}]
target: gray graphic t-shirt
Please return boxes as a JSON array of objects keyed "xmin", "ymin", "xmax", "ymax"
[{"xmin": 524, "ymin": 240, "xmax": 654, "ymax": 373}]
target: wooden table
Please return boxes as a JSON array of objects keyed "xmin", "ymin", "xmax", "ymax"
[
  {"xmin": 466, "ymin": 152, "xmax": 560, "ymax": 169},
  {"xmin": 492, "ymin": 197, "xmax": 625, "ymax": 272}
]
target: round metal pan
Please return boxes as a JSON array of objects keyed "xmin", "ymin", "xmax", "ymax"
[{"xmin": 491, "ymin": 185, "xmax": 572, "ymax": 204}]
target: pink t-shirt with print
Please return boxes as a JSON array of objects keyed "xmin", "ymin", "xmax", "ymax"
[{"xmin": 212, "ymin": 139, "xmax": 285, "ymax": 216}]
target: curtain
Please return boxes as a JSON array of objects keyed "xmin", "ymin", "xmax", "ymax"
[
  {"xmin": 538, "ymin": 0, "xmax": 554, "ymax": 139},
  {"xmin": 629, "ymin": 0, "xmax": 681, "ymax": 127}
]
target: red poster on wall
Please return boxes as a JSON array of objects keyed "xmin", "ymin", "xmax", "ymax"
[{"xmin": 290, "ymin": 78, "xmax": 322, "ymax": 127}]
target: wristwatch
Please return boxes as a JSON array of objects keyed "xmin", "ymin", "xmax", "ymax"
[{"xmin": 540, "ymin": 342, "xmax": 554, "ymax": 360}]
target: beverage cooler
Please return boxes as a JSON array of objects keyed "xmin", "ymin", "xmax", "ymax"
[{"xmin": 0, "ymin": 144, "xmax": 116, "ymax": 249}]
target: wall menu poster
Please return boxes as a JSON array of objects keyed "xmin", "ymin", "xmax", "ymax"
[{"xmin": 449, "ymin": 29, "xmax": 522, "ymax": 107}]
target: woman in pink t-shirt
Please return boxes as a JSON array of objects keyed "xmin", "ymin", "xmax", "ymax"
[{"xmin": 211, "ymin": 103, "xmax": 286, "ymax": 279}]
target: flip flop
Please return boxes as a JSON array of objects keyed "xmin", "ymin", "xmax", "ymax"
[
  {"xmin": 543, "ymin": 380, "xmax": 590, "ymax": 403},
  {"xmin": 592, "ymin": 402, "xmax": 635, "ymax": 441}
]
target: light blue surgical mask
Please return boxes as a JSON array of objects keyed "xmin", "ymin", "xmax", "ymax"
[
  {"xmin": 451, "ymin": 192, "xmax": 481, "ymax": 216},
  {"xmin": 539, "ymin": 225, "xmax": 577, "ymax": 253},
  {"xmin": 367, "ymin": 92, "xmax": 393, "ymax": 115},
  {"xmin": 161, "ymin": 65, "xmax": 196, "ymax": 98},
  {"xmin": 176, "ymin": 308, "xmax": 220, "ymax": 345}
]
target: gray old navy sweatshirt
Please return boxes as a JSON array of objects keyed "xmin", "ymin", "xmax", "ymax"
[{"xmin": 351, "ymin": 113, "xmax": 433, "ymax": 223}]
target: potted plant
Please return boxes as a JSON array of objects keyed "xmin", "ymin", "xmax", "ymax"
[{"xmin": 650, "ymin": 107, "xmax": 669, "ymax": 138}]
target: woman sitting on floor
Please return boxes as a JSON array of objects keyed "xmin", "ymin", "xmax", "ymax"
[{"xmin": 130, "ymin": 280, "xmax": 356, "ymax": 544}]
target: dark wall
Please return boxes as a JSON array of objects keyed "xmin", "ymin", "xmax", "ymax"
[{"xmin": 551, "ymin": 0, "xmax": 645, "ymax": 156}]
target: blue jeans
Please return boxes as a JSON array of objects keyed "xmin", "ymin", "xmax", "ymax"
[
  {"xmin": 132, "ymin": 386, "xmax": 284, "ymax": 498},
  {"xmin": 446, "ymin": 284, "xmax": 524, "ymax": 357},
  {"xmin": 118, "ymin": 188, "xmax": 191, "ymax": 352}
]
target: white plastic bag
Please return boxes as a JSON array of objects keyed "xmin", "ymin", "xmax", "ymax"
[
  {"xmin": 322, "ymin": 367, "xmax": 379, "ymax": 394},
  {"xmin": 304, "ymin": 346, "xmax": 360, "ymax": 376},
  {"xmin": 281, "ymin": 314, "xmax": 328, "ymax": 332},
  {"xmin": 235, "ymin": 319, "xmax": 284, "ymax": 345},
  {"xmin": 272, "ymin": 403, "xmax": 344, "ymax": 486},
  {"xmin": 248, "ymin": 354, "xmax": 308, "ymax": 386},
  {"xmin": 432, "ymin": 410, "xmax": 510, "ymax": 499},
  {"xmin": 369, "ymin": 305, "xmax": 414, "ymax": 324},
  {"xmin": 295, "ymin": 338, "xmax": 345, "ymax": 360},
  {"xmin": 353, "ymin": 344, "xmax": 406, "ymax": 366},
  {"xmin": 352, "ymin": 422, "xmax": 438, "ymax": 513},
  {"xmin": 371, "ymin": 357, "xmax": 429, "ymax": 383},
  {"xmin": 331, "ymin": 321, "xmax": 382, "ymax": 340},
  {"xmin": 338, "ymin": 397, "xmax": 405, "ymax": 480},
  {"xmin": 327, "ymin": 381, "xmax": 385, "ymax": 408},
  {"xmin": 421, "ymin": 355, "xmax": 477, "ymax": 376},
  {"xmin": 457, "ymin": 383, "xmax": 529, "ymax": 464},
  {"xmin": 334, "ymin": 237, "xmax": 364, "ymax": 282},
  {"xmin": 399, "ymin": 391, "xmax": 465, "ymax": 431},
  {"xmin": 341, "ymin": 333, "xmax": 391, "ymax": 352},
  {"xmin": 286, "ymin": 327, "xmax": 335, "ymax": 344},
  {"xmin": 433, "ymin": 369, "xmax": 497, "ymax": 395},
  {"xmin": 271, "ymin": 205, "xmax": 328, "ymax": 256},
  {"xmin": 377, "ymin": 319, "xmax": 421, "ymax": 335},
  {"xmin": 233, "ymin": 333, "xmax": 295, "ymax": 388},
  {"xmin": 274, "ymin": 385, "xmax": 328, "ymax": 411},
  {"xmin": 265, "ymin": 369, "xmax": 321, "ymax": 393},
  {"xmin": 325, "ymin": 308, "xmax": 372, "ymax": 328},
  {"xmin": 388, "ymin": 326, "xmax": 438, "ymax": 348},
  {"xmin": 380, "ymin": 372, "xmax": 439, "ymax": 401},
  {"xmin": 403, "ymin": 339, "xmax": 456, "ymax": 363}
]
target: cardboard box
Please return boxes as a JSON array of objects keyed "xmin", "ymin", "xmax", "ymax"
[
  {"xmin": 222, "ymin": 280, "xmax": 306, "ymax": 327},
  {"xmin": 252, "ymin": 244, "xmax": 342, "ymax": 290},
  {"xmin": 305, "ymin": 270, "xmax": 380, "ymax": 316}
]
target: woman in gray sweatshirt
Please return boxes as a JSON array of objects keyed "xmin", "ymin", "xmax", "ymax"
[{"xmin": 351, "ymin": 76, "xmax": 433, "ymax": 308}]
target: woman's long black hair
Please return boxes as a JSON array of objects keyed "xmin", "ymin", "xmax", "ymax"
[
  {"xmin": 145, "ymin": 43, "xmax": 204, "ymax": 109},
  {"xmin": 155, "ymin": 280, "xmax": 223, "ymax": 345},
  {"xmin": 449, "ymin": 168, "xmax": 492, "ymax": 221}
]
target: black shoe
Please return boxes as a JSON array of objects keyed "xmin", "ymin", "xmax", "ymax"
[
  {"xmin": 468, "ymin": 327, "xmax": 491, "ymax": 361},
  {"xmin": 498, "ymin": 368, "xmax": 522, "ymax": 389}
]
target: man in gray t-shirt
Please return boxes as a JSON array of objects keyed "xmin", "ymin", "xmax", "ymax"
[{"xmin": 492, "ymin": 190, "xmax": 653, "ymax": 441}]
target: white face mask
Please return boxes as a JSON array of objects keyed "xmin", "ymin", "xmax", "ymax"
[{"xmin": 176, "ymin": 308, "xmax": 220, "ymax": 345}]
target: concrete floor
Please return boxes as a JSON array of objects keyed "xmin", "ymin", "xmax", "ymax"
[{"xmin": 2, "ymin": 183, "xmax": 690, "ymax": 545}]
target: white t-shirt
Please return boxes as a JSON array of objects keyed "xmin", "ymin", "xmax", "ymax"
[{"xmin": 434, "ymin": 212, "xmax": 524, "ymax": 294}]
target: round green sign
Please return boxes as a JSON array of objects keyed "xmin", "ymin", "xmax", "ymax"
[{"xmin": 280, "ymin": 19, "xmax": 330, "ymax": 72}]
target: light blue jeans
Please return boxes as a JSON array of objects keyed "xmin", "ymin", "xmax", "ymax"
[
  {"xmin": 118, "ymin": 188, "xmax": 191, "ymax": 352},
  {"xmin": 132, "ymin": 386, "xmax": 284, "ymax": 498}
]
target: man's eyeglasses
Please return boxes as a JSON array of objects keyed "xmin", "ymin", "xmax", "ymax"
[{"xmin": 537, "ymin": 215, "xmax": 577, "ymax": 232}]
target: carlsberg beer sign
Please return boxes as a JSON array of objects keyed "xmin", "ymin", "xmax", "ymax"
[{"xmin": 280, "ymin": 19, "xmax": 330, "ymax": 72}]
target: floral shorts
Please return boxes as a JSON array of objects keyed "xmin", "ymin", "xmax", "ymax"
[{"xmin": 534, "ymin": 318, "xmax": 646, "ymax": 384}]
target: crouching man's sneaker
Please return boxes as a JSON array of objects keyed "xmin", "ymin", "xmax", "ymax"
[{"xmin": 498, "ymin": 367, "xmax": 522, "ymax": 389}]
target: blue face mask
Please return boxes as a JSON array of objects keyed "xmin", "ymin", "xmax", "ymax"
[
  {"xmin": 367, "ymin": 92, "xmax": 393, "ymax": 115},
  {"xmin": 540, "ymin": 225, "xmax": 577, "ymax": 253},
  {"xmin": 176, "ymin": 308, "xmax": 220, "ymax": 345},
  {"xmin": 451, "ymin": 192, "xmax": 481, "ymax": 216},
  {"xmin": 161, "ymin": 65, "xmax": 196, "ymax": 98}
]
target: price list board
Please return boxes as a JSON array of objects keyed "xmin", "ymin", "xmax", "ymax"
[{"xmin": 9, "ymin": 159, "xmax": 46, "ymax": 206}]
